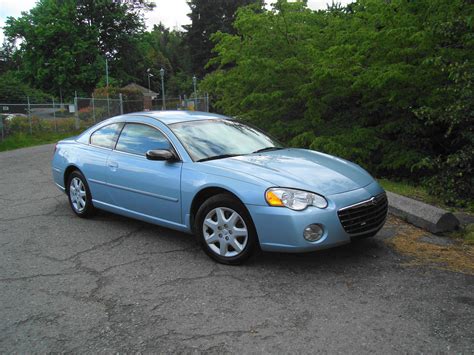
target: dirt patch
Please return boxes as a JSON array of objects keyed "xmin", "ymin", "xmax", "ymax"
[{"xmin": 385, "ymin": 215, "xmax": 474, "ymax": 275}]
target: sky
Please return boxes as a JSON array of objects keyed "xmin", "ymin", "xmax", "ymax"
[{"xmin": 0, "ymin": 0, "xmax": 351, "ymax": 42}]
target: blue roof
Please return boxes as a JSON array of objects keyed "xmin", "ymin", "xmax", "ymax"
[{"xmin": 137, "ymin": 110, "xmax": 230, "ymax": 125}]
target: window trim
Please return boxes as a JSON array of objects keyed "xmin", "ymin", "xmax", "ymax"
[
  {"xmin": 113, "ymin": 122, "xmax": 182, "ymax": 161},
  {"xmin": 89, "ymin": 122, "xmax": 124, "ymax": 150}
]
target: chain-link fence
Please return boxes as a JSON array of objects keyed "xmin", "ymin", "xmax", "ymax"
[
  {"xmin": 152, "ymin": 94, "xmax": 210, "ymax": 112},
  {"xmin": 0, "ymin": 94, "xmax": 210, "ymax": 141}
]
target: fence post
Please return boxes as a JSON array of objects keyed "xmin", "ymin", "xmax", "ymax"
[
  {"xmin": 92, "ymin": 94, "xmax": 96, "ymax": 123},
  {"xmin": 206, "ymin": 92, "xmax": 210, "ymax": 112},
  {"xmin": 27, "ymin": 96, "xmax": 32, "ymax": 135},
  {"xmin": 74, "ymin": 92, "xmax": 79, "ymax": 129},
  {"xmin": 119, "ymin": 93, "xmax": 123, "ymax": 115},
  {"xmin": 52, "ymin": 98, "xmax": 57, "ymax": 132}
]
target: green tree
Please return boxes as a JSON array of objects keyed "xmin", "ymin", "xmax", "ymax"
[
  {"xmin": 3, "ymin": 0, "xmax": 153, "ymax": 98},
  {"xmin": 203, "ymin": 0, "xmax": 473, "ymax": 204},
  {"xmin": 184, "ymin": 0, "xmax": 264, "ymax": 77},
  {"xmin": 134, "ymin": 24, "xmax": 193, "ymax": 96},
  {"xmin": 0, "ymin": 41, "xmax": 18, "ymax": 75},
  {"xmin": 0, "ymin": 71, "xmax": 50, "ymax": 102}
]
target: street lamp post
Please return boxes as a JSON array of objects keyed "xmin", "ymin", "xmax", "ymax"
[
  {"xmin": 105, "ymin": 58, "xmax": 109, "ymax": 87},
  {"xmin": 192, "ymin": 75, "xmax": 198, "ymax": 111},
  {"xmin": 147, "ymin": 68, "xmax": 153, "ymax": 93},
  {"xmin": 160, "ymin": 68, "xmax": 166, "ymax": 110},
  {"xmin": 105, "ymin": 57, "xmax": 110, "ymax": 115}
]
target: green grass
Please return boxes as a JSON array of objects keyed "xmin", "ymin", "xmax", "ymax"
[
  {"xmin": 462, "ymin": 225, "xmax": 474, "ymax": 245},
  {"xmin": 0, "ymin": 131, "xmax": 79, "ymax": 152},
  {"xmin": 378, "ymin": 178, "xmax": 474, "ymax": 214},
  {"xmin": 450, "ymin": 225, "xmax": 474, "ymax": 245},
  {"xmin": 379, "ymin": 179, "xmax": 437, "ymax": 205},
  {"xmin": 379, "ymin": 178, "xmax": 474, "ymax": 246}
]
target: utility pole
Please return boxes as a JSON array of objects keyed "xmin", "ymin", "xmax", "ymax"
[
  {"xmin": 193, "ymin": 75, "xmax": 198, "ymax": 111},
  {"xmin": 105, "ymin": 58, "xmax": 109, "ymax": 87},
  {"xmin": 106, "ymin": 57, "xmax": 110, "ymax": 116},
  {"xmin": 160, "ymin": 68, "xmax": 166, "ymax": 110},
  {"xmin": 147, "ymin": 68, "xmax": 153, "ymax": 93}
]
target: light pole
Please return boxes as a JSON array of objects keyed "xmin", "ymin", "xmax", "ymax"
[
  {"xmin": 105, "ymin": 57, "xmax": 110, "ymax": 115},
  {"xmin": 105, "ymin": 58, "xmax": 109, "ymax": 87},
  {"xmin": 192, "ymin": 75, "xmax": 198, "ymax": 110},
  {"xmin": 147, "ymin": 68, "xmax": 153, "ymax": 93},
  {"xmin": 160, "ymin": 68, "xmax": 166, "ymax": 110}
]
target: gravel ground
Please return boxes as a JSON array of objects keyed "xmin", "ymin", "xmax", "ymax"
[{"xmin": 0, "ymin": 144, "xmax": 473, "ymax": 353}]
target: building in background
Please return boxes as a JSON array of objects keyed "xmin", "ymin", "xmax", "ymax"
[{"xmin": 121, "ymin": 83, "xmax": 158, "ymax": 110}]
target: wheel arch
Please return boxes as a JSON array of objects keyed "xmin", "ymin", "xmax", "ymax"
[
  {"xmin": 63, "ymin": 165, "xmax": 82, "ymax": 191},
  {"xmin": 190, "ymin": 187, "xmax": 246, "ymax": 231}
]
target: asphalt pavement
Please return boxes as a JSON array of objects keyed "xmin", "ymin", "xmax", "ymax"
[{"xmin": 0, "ymin": 144, "xmax": 472, "ymax": 353}]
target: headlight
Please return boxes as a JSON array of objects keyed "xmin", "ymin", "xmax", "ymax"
[{"xmin": 265, "ymin": 188, "xmax": 328, "ymax": 210}]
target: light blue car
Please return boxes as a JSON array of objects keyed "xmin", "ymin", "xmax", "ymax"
[{"xmin": 52, "ymin": 111, "xmax": 387, "ymax": 264}]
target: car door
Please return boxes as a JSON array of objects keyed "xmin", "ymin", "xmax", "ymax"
[
  {"xmin": 83, "ymin": 122, "xmax": 123, "ymax": 203},
  {"xmin": 105, "ymin": 122, "xmax": 183, "ymax": 224}
]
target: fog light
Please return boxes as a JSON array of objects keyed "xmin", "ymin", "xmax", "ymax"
[{"xmin": 303, "ymin": 224, "xmax": 324, "ymax": 242}]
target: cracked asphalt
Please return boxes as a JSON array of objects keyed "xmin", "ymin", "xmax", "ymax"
[{"xmin": 0, "ymin": 144, "xmax": 473, "ymax": 353}]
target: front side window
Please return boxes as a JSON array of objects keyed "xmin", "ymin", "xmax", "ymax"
[
  {"xmin": 170, "ymin": 119, "xmax": 282, "ymax": 161},
  {"xmin": 90, "ymin": 123, "xmax": 122, "ymax": 149},
  {"xmin": 115, "ymin": 123, "xmax": 171, "ymax": 156}
]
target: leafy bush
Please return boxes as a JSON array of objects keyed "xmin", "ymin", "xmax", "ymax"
[
  {"xmin": 203, "ymin": 0, "xmax": 473, "ymax": 206},
  {"xmin": 0, "ymin": 72, "xmax": 51, "ymax": 103},
  {"xmin": 93, "ymin": 86, "xmax": 144, "ymax": 113},
  {"xmin": 422, "ymin": 148, "xmax": 474, "ymax": 207}
]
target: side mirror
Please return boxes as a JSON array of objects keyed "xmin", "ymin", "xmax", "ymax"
[{"xmin": 146, "ymin": 149, "xmax": 179, "ymax": 162}]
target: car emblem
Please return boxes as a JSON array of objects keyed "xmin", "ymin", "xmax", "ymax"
[{"xmin": 370, "ymin": 197, "xmax": 377, "ymax": 205}]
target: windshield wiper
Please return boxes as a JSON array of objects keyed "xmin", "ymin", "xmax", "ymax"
[
  {"xmin": 197, "ymin": 154, "xmax": 241, "ymax": 162},
  {"xmin": 252, "ymin": 147, "xmax": 284, "ymax": 154}
]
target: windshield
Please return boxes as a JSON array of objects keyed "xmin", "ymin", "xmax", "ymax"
[{"xmin": 170, "ymin": 119, "xmax": 282, "ymax": 162}]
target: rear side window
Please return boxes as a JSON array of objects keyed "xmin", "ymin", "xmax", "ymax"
[
  {"xmin": 90, "ymin": 123, "xmax": 122, "ymax": 149},
  {"xmin": 115, "ymin": 123, "xmax": 171, "ymax": 156}
]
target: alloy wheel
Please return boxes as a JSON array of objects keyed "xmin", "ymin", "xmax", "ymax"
[
  {"xmin": 69, "ymin": 177, "xmax": 87, "ymax": 213},
  {"xmin": 202, "ymin": 207, "xmax": 249, "ymax": 257}
]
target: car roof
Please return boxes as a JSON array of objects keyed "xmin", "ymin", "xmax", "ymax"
[{"xmin": 132, "ymin": 110, "xmax": 230, "ymax": 125}]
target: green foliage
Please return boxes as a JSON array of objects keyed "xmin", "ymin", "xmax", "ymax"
[
  {"xmin": 134, "ymin": 25, "xmax": 193, "ymax": 96},
  {"xmin": 0, "ymin": 72, "xmax": 51, "ymax": 102},
  {"xmin": 3, "ymin": 0, "xmax": 154, "ymax": 98},
  {"xmin": 4, "ymin": 115, "xmax": 77, "ymax": 134},
  {"xmin": 184, "ymin": 0, "xmax": 264, "ymax": 76},
  {"xmin": 92, "ymin": 86, "xmax": 144, "ymax": 114},
  {"xmin": 204, "ymin": 0, "xmax": 474, "ymax": 206}
]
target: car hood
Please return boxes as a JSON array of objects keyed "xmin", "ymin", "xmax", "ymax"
[{"xmin": 204, "ymin": 148, "xmax": 374, "ymax": 196}]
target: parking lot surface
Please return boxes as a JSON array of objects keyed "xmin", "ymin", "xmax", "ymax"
[{"xmin": 0, "ymin": 144, "xmax": 473, "ymax": 353}]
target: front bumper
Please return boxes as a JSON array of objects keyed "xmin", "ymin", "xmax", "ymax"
[{"xmin": 247, "ymin": 181, "xmax": 385, "ymax": 252}]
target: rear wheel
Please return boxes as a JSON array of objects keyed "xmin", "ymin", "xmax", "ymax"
[
  {"xmin": 195, "ymin": 194, "xmax": 258, "ymax": 265},
  {"xmin": 67, "ymin": 170, "xmax": 96, "ymax": 218}
]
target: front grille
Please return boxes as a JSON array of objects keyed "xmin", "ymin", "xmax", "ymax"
[{"xmin": 337, "ymin": 193, "xmax": 388, "ymax": 236}]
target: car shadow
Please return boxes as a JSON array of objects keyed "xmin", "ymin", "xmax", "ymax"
[
  {"xmin": 55, "ymin": 197, "xmax": 395, "ymax": 271},
  {"xmin": 89, "ymin": 208, "xmax": 396, "ymax": 270}
]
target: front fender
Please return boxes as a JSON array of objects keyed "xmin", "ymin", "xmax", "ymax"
[{"xmin": 180, "ymin": 166, "xmax": 269, "ymax": 229}]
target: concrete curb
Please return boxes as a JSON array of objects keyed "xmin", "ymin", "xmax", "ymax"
[{"xmin": 386, "ymin": 191, "xmax": 459, "ymax": 234}]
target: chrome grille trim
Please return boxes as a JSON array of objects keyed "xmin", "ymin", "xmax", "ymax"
[{"xmin": 337, "ymin": 193, "xmax": 388, "ymax": 236}]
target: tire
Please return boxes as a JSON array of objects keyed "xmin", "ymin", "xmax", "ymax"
[
  {"xmin": 67, "ymin": 170, "xmax": 96, "ymax": 218},
  {"xmin": 195, "ymin": 193, "xmax": 259, "ymax": 265}
]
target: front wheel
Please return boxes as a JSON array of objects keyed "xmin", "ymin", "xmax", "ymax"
[{"xmin": 195, "ymin": 194, "xmax": 259, "ymax": 265}]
